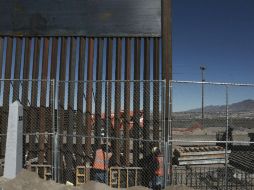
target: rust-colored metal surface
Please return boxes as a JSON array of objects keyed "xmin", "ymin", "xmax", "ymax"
[
  {"xmin": 153, "ymin": 38, "xmax": 160, "ymax": 145},
  {"xmin": 105, "ymin": 38, "xmax": 113, "ymax": 143},
  {"xmin": 38, "ymin": 37, "xmax": 49, "ymax": 177},
  {"xmin": 0, "ymin": 0, "xmax": 161, "ymax": 37},
  {"xmin": 0, "ymin": 0, "xmax": 173, "ymax": 182},
  {"xmin": 113, "ymin": 38, "xmax": 122, "ymax": 165},
  {"xmin": 133, "ymin": 38, "xmax": 141, "ymax": 166},
  {"xmin": 0, "ymin": 37, "xmax": 3, "ymax": 81},
  {"xmin": 29, "ymin": 38, "xmax": 40, "ymax": 160},
  {"xmin": 1, "ymin": 37, "xmax": 13, "ymax": 156},
  {"xmin": 58, "ymin": 37, "xmax": 67, "ymax": 181},
  {"xmin": 76, "ymin": 37, "xmax": 86, "ymax": 165},
  {"xmin": 66, "ymin": 37, "xmax": 77, "ymax": 182},
  {"xmin": 94, "ymin": 38, "xmax": 104, "ymax": 149},
  {"xmin": 143, "ymin": 38, "xmax": 150, "ymax": 157},
  {"xmin": 84, "ymin": 38, "xmax": 94, "ymax": 158},
  {"xmin": 13, "ymin": 37, "xmax": 22, "ymax": 102},
  {"xmin": 123, "ymin": 38, "xmax": 131, "ymax": 166}
]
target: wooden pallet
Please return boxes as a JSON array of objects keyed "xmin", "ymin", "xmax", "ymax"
[
  {"xmin": 109, "ymin": 167, "xmax": 142, "ymax": 189},
  {"xmin": 75, "ymin": 166, "xmax": 91, "ymax": 186},
  {"xmin": 28, "ymin": 164, "xmax": 52, "ymax": 180}
]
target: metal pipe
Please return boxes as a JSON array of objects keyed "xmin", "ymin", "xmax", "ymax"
[
  {"xmin": 133, "ymin": 38, "xmax": 141, "ymax": 166},
  {"xmin": 85, "ymin": 37, "xmax": 94, "ymax": 158},
  {"xmin": 123, "ymin": 38, "xmax": 131, "ymax": 166},
  {"xmin": 153, "ymin": 38, "xmax": 160, "ymax": 146},
  {"xmin": 1, "ymin": 37, "xmax": 13, "ymax": 157},
  {"xmin": 29, "ymin": 38, "xmax": 40, "ymax": 160},
  {"xmin": 200, "ymin": 66, "xmax": 206, "ymax": 128},
  {"xmin": 66, "ymin": 37, "xmax": 76, "ymax": 183},
  {"xmin": 94, "ymin": 38, "xmax": 103, "ymax": 149},
  {"xmin": 76, "ymin": 37, "xmax": 86, "ymax": 165},
  {"xmin": 0, "ymin": 37, "xmax": 4, "ymax": 84},
  {"xmin": 50, "ymin": 37, "xmax": 59, "ymax": 181},
  {"xmin": 13, "ymin": 37, "xmax": 22, "ymax": 102},
  {"xmin": 38, "ymin": 37, "xmax": 49, "ymax": 176},
  {"xmin": 106, "ymin": 38, "xmax": 113, "ymax": 146},
  {"xmin": 225, "ymin": 85, "xmax": 229, "ymax": 190},
  {"xmin": 162, "ymin": 0, "xmax": 173, "ymax": 185},
  {"xmin": 143, "ymin": 38, "xmax": 150, "ymax": 157},
  {"xmin": 113, "ymin": 37, "xmax": 122, "ymax": 165}
]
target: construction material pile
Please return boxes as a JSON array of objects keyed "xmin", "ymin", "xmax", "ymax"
[{"xmin": 173, "ymin": 145, "xmax": 231, "ymax": 166}]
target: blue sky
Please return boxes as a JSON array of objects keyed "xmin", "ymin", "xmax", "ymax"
[{"xmin": 173, "ymin": 0, "xmax": 254, "ymax": 83}]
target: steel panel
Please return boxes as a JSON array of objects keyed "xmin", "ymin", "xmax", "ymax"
[{"xmin": 0, "ymin": 0, "xmax": 161, "ymax": 37}]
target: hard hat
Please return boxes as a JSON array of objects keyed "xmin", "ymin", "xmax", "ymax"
[{"xmin": 152, "ymin": 147, "xmax": 159, "ymax": 154}]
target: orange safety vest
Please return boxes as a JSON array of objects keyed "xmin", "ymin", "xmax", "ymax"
[
  {"xmin": 155, "ymin": 156, "xmax": 164, "ymax": 176},
  {"xmin": 93, "ymin": 149, "xmax": 111, "ymax": 170}
]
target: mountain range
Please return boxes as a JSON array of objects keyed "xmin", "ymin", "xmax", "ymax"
[{"xmin": 187, "ymin": 99, "xmax": 254, "ymax": 113}]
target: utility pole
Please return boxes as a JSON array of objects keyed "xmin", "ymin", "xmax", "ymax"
[{"xmin": 200, "ymin": 66, "xmax": 206, "ymax": 128}]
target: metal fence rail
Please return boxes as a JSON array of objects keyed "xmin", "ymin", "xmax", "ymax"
[{"xmin": 0, "ymin": 79, "xmax": 253, "ymax": 190}]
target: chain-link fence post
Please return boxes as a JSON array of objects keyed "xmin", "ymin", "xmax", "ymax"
[
  {"xmin": 52, "ymin": 79, "xmax": 59, "ymax": 182},
  {"xmin": 105, "ymin": 81, "xmax": 109, "ymax": 186},
  {"xmin": 225, "ymin": 85, "xmax": 229, "ymax": 190},
  {"xmin": 163, "ymin": 80, "xmax": 169, "ymax": 189}
]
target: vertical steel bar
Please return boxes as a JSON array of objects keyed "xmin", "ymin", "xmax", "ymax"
[
  {"xmin": 94, "ymin": 38, "xmax": 103, "ymax": 149},
  {"xmin": 0, "ymin": 37, "xmax": 3, "ymax": 156},
  {"xmin": 21, "ymin": 37, "xmax": 31, "ymax": 165},
  {"xmin": 22, "ymin": 38, "xmax": 32, "ymax": 103},
  {"xmin": 162, "ymin": 0, "xmax": 173, "ymax": 185},
  {"xmin": 153, "ymin": 38, "xmax": 160, "ymax": 145},
  {"xmin": 143, "ymin": 37, "xmax": 150, "ymax": 157},
  {"xmin": 50, "ymin": 38, "xmax": 58, "ymax": 80},
  {"xmin": 29, "ymin": 37, "xmax": 40, "ymax": 159},
  {"xmin": 105, "ymin": 38, "xmax": 113, "ymax": 144},
  {"xmin": 58, "ymin": 37, "xmax": 67, "ymax": 182},
  {"xmin": 1, "ymin": 37, "xmax": 13, "ymax": 157},
  {"xmin": 84, "ymin": 38, "xmax": 94, "ymax": 158},
  {"xmin": 76, "ymin": 37, "xmax": 86, "ymax": 165},
  {"xmin": 66, "ymin": 37, "xmax": 76, "ymax": 183},
  {"xmin": 123, "ymin": 38, "xmax": 131, "ymax": 166},
  {"xmin": 0, "ymin": 37, "xmax": 3, "ymax": 82},
  {"xmin": 13, "ymin": 37, "xmax": 22, "ymax": 102},
  {"xmin": 38, "ymin": 37, "xmax": 49, "ymax": 175},
  {"xmin": 49, "ymin": 37, "xmax": 59, "ymax": 180},
  {"xmin": 133, "ymin": 38, "xmax": 141, "ymax": 166},
  {"xmin": 113, "ymin": 38, "xmax": 122, "ymax": 165}
]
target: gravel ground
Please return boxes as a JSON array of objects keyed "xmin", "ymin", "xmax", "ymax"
[{"xmin": 0, "ymin": 170, "xmax": 194, "ymax": 190}]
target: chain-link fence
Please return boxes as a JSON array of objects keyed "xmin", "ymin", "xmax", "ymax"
[
  {"xmin": 0, "ymin": 79, "xmax": 254, "ymax": 189},
  {"xmin": 55, "ymin": 81, "xmax": 166, "ymax": 188},
  {"xmin": 0, "ymin": 79, "xmax": 55, "ymax": 179},
  {"xmin": 170, "ymin": 81, "xmax": 254, "ymax": 190}
]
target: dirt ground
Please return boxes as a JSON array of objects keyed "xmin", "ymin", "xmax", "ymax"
[{"xmin": 0, "ymin": 170, "xmax": 194, "ymax": 190}]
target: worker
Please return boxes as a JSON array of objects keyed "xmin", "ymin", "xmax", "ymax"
[
  {"xmin": 92, "ymin": 144, "xmax": 108, "ymax": 183},
  {"xmin": 149, "ymin": 147, "xmax": 164, "ymax": 190}
]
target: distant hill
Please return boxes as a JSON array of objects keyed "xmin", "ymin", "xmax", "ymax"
[{"xmin": 187, "ymin": 99, "xmax": 254, "ymax": 113}]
